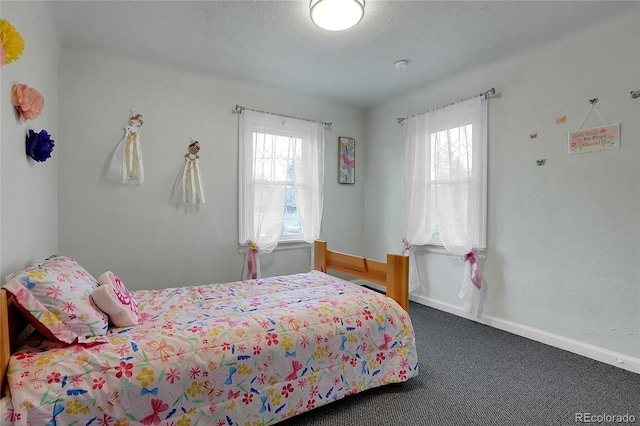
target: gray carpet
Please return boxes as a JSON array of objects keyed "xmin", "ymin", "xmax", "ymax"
[{"xmin": 280, "ymin": 301, "xmax": 639, "ymax": 425}]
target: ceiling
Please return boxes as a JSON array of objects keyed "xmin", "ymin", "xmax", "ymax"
[{"xmin": 45, "ymin": 1, "xmax": 636, "ymax": 109}]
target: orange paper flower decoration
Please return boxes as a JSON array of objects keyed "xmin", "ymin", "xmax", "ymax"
[
  {"xmin": 0, "ymin": 19, "xmax": 25, "ymax": 66},
  {"xmin": 11, "ymin": 84, "xmax": 45, "ymax": 122}
]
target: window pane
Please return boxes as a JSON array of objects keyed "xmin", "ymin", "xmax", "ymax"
[
  {"xmin": 429, "ymin": 123, "xmax": 473, "ymax": 244},
  {"xmin": 252, "ymin": 133, "xmax": 303, "ymax": 237},
  {"xmin": 282, "ymin": 160, "xmax": 302, "ymax": 235},
  {"xmin": 282, "ymin": 184, "xmax": 301, "ymax": 235}
]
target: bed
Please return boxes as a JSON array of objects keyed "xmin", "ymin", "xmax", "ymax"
[{"xmin": 1, "ymin": 240, "xmax": 417, "ymax": 425}]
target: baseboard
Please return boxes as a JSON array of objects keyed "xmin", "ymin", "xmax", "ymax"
[{"xmin": 353, "ymin": 280, "xmax": 640, "ymax": 374}]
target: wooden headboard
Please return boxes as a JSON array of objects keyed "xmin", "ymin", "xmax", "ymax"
[
  {"xmin": 1, "ymin": 240, "xmax": 409, "ymax": 395},
  {"xmin": 1, "ymin": 288, "xmax": 31, "ymax": 394}
]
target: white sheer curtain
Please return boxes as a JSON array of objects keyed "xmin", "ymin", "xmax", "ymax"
[
  {"xmin": 293, "ymin": 122, "xmax": 325, "ymax": 244},
  {"xmin": 239, "ymin": 110, "xmax": 324, "ymax": 279},
  {"xmin": 404, "ymin": 96, "xmax": 487, "ymax": 315}
]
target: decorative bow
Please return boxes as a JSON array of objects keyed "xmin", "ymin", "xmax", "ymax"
[
  {"xmin": 462, "ymin": 249, "xmax": 482, "ymax": 289},
  {"xmin": 246, "ymin": 240, "xmax": 259, "ymax": 279}
]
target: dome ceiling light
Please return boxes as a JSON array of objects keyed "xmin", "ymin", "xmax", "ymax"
[{"xmin": 310, "ymin": 0, "xmax": 365, "ymax": 32}]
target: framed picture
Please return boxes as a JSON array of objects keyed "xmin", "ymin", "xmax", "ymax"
[{"xmin": 338, "ymin": 137, "xmax": 355, "ymax": 184}]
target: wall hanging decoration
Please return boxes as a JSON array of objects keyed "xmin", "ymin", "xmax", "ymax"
[
  {"xmin": 568, "ymin": 98, "xmax": 620, "ymax": 155},
  {"xmin": 107, "ymin": 110, "xmax": 145, "ymax": 184},
  {"xmin": 631, "ymin": 90, "xmax": 640, "ymax": 99},
  {"xmin": 338, "ymin": 136, "xmax": 355, "ymax": 184},
  {"xmin": 26, "ymin": 129, "xmax": 54, "ymax": 162},
  {"xmin": 171, "ymin": 140, "xmax": 205, "ymax": 206},
  {"xmin": 0, "ymin": 19, "xmax": 25, "ymax": 66},
  {"xmin": 11, "ymin": 84, "xmax": 45, "ymax": 122},
  {"xmin": 555, "ymin": 115, "xmax": 566, "ymax": 124}
]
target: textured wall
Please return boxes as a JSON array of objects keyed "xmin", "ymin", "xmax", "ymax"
[
  {"xmin": 56, "ymin": 49, "xmax": 365, "ymax": 289},
  {"xmin": 0, "ymin": 2, "xmax": 59, "ymax": 278},
  {"xmin": 364, "ymin": 9, "xmax": 639, "ymax": 360}
]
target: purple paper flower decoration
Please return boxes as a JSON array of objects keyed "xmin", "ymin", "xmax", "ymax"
[{"xmin": 26, "ymin": 129, "xmax": 54, "ymax": 162}]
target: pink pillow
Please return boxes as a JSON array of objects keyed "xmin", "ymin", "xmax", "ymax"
[
  {"xmin": 92, "ymin": 271, "xmax": 138, "ymax": 327},
  {"xmin": 2, "ymin": 256, "xmax": 109, "ymax": 344}
]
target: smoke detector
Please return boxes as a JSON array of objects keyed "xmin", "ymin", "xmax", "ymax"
[{"xmin": 394, "ymin": 60, "xmax": 408, "ymax": 71}]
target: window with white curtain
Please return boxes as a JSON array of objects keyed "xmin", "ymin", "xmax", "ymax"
[
  {"xmin": 404, "ymin": 96, "xmax": 487, "ymax": 253},
  {"xmin": 404, "ymin": 95, "xmax": 487, "ymax": 315},
  {"xmin": 239, "ymin": 109, "xmax": 324, "ymax": 257},
  {"xmin": 252, "ymin": 132, "xmax": 304, "ymax": 240}
]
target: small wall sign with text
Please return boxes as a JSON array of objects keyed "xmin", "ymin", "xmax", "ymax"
[{"xmin": 568, "ymin": 123, "xmax": 620, "ymax": 155}]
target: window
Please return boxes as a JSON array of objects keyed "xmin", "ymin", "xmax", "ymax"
[
  {"xmin": 404, "ymin": 96, "xmax": 487, "ymax": 253},
  {"xmin": 251, "ymin": 132, "xmax": 303, "ymax": 239},
  {"xmin": 425, "ymin": 123, "xmax": 474, "ymax": 245},
  {"xmin": 239, "ymin": 109, "xmax": 324, "ymax": 254}
]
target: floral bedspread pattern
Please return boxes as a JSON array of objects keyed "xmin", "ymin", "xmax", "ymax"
[{"xmin": 2, "ymin": 271, "xmax": 418, "ymax": 426}]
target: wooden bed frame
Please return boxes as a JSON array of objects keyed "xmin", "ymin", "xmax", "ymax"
[
  {"xmin": 0, "ymin": 240, "xmax": 408, "ymax": 396},
  {"xmin": 313, "ymin": 240, "xmax": 409, "ymax": 311}
]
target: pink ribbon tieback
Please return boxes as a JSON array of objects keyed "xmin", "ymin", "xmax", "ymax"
[
  {"xmin": 246, "ymin": 239, "xmax": 259, "ymax": 279},
  {"xmin": 462, "ymin": 249, "xmax": 482, "ymax": 289},
  {"xmin": 402, "ymin": 238, "xmax": 412, "ymax": 256}
]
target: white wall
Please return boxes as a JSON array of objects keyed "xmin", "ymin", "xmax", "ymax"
[
  {"xmin": 0, "ymin": 2, "xmax": 59, "ymax": 278},
  {"xmin": 364, "ymin": 9, "xmax": 639, "ymax": 368},
  {"xmin": 56, "ymin": 49, "xmax": 365, "ymax": 290}
]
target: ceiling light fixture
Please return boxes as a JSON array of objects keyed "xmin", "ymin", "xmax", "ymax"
[{"xmin": 310, "ymin": 0, "xmax": 365, "ymax": 32}]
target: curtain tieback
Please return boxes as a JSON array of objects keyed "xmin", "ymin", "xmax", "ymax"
[
  {"xmin": 246, "ymin": 240, "xmax": 259, "ymax": 279},
  {"xmin": 462, "ymin": 249, "xmax": 482, "ymax": 289},
  {"xmin": 401, "ymin": 237, "xmax": 412, "ymax": 256}
]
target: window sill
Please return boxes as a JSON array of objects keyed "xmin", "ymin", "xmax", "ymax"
[
  {"xmin": 237, "ymin": 240, "xmax": 311, "ymax": 255},
  {"xmin": 414, "ymin": 244, "xmax": 486, "ymax": 260}
]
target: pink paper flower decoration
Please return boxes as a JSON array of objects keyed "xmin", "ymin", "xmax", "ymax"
[{"xmin": 11, "ymin": 84, "xmax": 45, "ymax": 121}]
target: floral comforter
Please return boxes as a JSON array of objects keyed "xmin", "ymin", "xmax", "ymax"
[{"xmin": 1, "ymin": 271, "xmax": 418, "ymax": 426}]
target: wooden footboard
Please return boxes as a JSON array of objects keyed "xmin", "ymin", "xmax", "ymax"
[{"xmin": 313, "ymin": 240, "xmax": 409, "ymax": 312}]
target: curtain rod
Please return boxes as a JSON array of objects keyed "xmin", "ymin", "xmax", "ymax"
[
  {"xmin": 396, "ymin": 87, "xmax": 496, "ymax": 125},
  {"xmin": 235, "ymin": 105, "xmax": 332, "ymax": 129}
]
